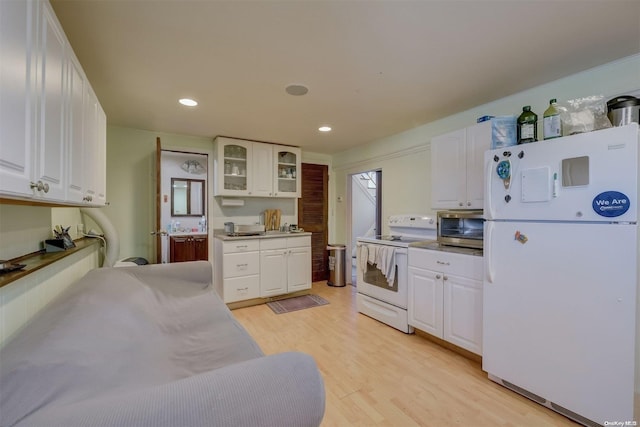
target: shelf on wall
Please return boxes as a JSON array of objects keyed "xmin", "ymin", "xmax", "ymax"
[{"xmin": 0, "ymin": 238, "xmax": 101, "ymax": 289}]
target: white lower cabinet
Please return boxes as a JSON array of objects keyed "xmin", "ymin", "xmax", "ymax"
[
  {"xmin": 214, "ymin": 235, "xmax": 311, "ymax": 303},
  {"xmin": 408, "ymin": 248, "xmax": 483, "ymax": 355},
  {"xmin": 260, "ymin": 236, "xmax": 311, "ymax": 297},
  {"xmin": 215, "ymin": 239, "xmax": 261, "ymax": 303}
]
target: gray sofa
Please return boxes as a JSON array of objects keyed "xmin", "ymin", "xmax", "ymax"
[{"xmin": 0, "ymin": 261, "xmax": 325, "ymax": 427}]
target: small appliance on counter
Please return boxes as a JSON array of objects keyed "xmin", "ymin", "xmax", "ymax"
[
  {"xmin": 223, "ymin": 222, "xmax": 265, "ymax": 237},
  {"xmin": 436, "ymin": 210, "xmax": 484, "ymax": 249}
]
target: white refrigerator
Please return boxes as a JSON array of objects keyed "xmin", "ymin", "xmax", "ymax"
[{"xmin": 483, "ymin": 123, "xmax": 639, "ymax": 425}]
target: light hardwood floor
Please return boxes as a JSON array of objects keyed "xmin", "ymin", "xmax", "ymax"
[{"xmin": 232, "ymin": 282, "xmax": 578, "ymax": 426}]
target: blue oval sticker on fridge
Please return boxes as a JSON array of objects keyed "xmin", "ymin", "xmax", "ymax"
[{"xmin": 592, "ymin": 191, "xmax": 631, "ymax": 217}]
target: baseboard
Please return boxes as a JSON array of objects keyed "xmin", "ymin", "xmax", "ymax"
[{"xmin": 414, "ymin": 328, "xmax": 482, "ymax": 364}]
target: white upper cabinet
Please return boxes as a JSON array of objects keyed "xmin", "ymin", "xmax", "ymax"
[
  {"xmin": 214, "ymin": 137, "xmax": 252, "ymax": 197},
  {"xmin": 0, "ymin": 0, "xmax": 37, "ymax": 198},
  {"xmin": 431, "ymin": 121, "xmax": 491, "ymax": 210},
  {"xmin": 34, "ymin": 0, "xmax": 67, "ymax": 202},
  {"xmin": 94, "ymin": 102, "xmax": 107, "ymax": 205},
  {"xmin": 214, "ymin": 137, "xmax": 301, "ymax": 198},
  {"xmin": 251, "ymin": 142, "xmax": 274, "ymax": 197},
  {"xmin": 82, "ymin": 84, "xmax": 98, "ymax": 204},
  {"xmin": 0, "ymin": 0, "xmax": 107, "ymax": 206},
  {"xmin": 273, "ymin": 146, "xmax": 301, "ymax": 198},
  {"xmin": 66, "ymin": 50, "xmax": 86, "ymax": 203}
]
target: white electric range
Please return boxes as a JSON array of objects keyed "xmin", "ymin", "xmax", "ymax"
[{"xmin": 356, "ymin": 215, "xmax": 436, "ymax": 333}]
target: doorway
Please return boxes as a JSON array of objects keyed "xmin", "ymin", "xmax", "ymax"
[
  {"xmin": 159, "ymin": 150, "xmax": 209, "ymax": 263},
  {"xmin": 350, "ymin": 169, "xmax": 382, "ymax": 285}
]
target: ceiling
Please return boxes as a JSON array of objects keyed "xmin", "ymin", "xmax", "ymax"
[{"xmin": 50, "ymin": 0, "xmax": 640, "ymax": 154}]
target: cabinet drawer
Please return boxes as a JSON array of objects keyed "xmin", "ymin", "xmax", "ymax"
[
  {"xmin": 223, "ymin": 252, "xmax": 260, "ymax": 278},
  {"xmin": 224, "ymin": 276, "xmax": 260, "ymax": 303},
  {"xmin": 260, "ymin": 238, "xmax": 287, "ymax": 250},
  {"xmin": 223, "ymin": 240, "xmax": 260, "ymax": 253},
  {"xmin": 287, "ymin": 235, "xmax": 311, "ymax": 248},
  {"xmin": 408, "ymin": 248, "xmax": 483, "ymax": 280}
]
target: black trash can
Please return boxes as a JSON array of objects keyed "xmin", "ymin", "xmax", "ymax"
[{"xmin": 327, "ymin": 244, "xmax": 346, "ymax": 287}]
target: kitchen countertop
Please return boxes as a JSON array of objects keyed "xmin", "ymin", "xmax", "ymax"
[
  {"xmin": 169, "ymin": 231, "xmax": 208, "ymax": 236},
  {"xmin": 213, "ymin": 230, "xmax": 311, "ymax": 241},
  {"xmin": 409, "ymin": 240, "xmax": 483, "ymax": 257}
]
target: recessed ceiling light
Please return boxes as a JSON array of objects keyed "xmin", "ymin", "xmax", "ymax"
[
  {"xmin": 285, "ymin": 84, "xmax": 309, "ymax": 96},
  {"xmin": 179, "ymin": 98, "xmax": 198, "ymax": 107},
  {"xmin": 319, "ymin": 126, "xmax": 332, "ymax": 132}
]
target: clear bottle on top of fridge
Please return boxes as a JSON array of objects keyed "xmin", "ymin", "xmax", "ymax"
[{"xmin": 543, "ymin": 98, "xmax": 561, "ymax": 140}]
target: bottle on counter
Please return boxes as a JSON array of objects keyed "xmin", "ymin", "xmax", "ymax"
[
  {"xmin": 543, "ymin": 99, "xmax": 561, "ymax": 140},
  {"xmin": 517, "ymin": 105, "xmax": 538, "ymax": 144}
]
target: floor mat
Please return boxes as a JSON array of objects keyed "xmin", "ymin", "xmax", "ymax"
[{"xmin": 266, "ymin": 294, "xmax": 329, "ymax": 314}]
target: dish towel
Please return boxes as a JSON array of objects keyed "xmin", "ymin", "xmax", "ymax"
[
  {"xmin": 356, "ymin": 244, "xmax": 369, "ymax": 274},
  {"xmin": 366, "ymin": 244, "xmax": 379, "ymax": 266},
  {"xmin": 376, "ymin": 246, "xmax": 396, "ymax": 287}
]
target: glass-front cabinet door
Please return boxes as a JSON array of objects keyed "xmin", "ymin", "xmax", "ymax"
[
  {"xmin": 273, "ymin": 146, "xmax": 301, "ymax": 198},
  {"xmin": 214, "ymin": 138, "xmax": 251, "ymax": 196}
]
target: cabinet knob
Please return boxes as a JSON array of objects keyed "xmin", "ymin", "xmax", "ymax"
[
  {"xmin": 443, "ymin": 275, "xmax": 448, "ymax": 281},
  {"xmin": 436, "ymin": 274, "xmax": 442, "ymax": 279},
  {"xmin": 458, "ymin": 202, "xmax": 464, "ymax": 206},
  {"xmin": 467, "ymin": 201, "xmax": 471, "ymax": 206},
  {"xmin": 30, "ymin": 180, "xmax": 49, "ymax": 193}
]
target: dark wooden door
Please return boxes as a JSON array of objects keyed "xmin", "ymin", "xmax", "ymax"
[{"xmin": 298, "ymin": 163, "xmax": 329, "ymax": 282}]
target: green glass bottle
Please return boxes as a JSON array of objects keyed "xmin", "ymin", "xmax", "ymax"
[
  {"xmin": 517, "ymin": 106, "xmax": 537, "ymax": 144},
  {"xmin": 543, "ymin": 99, "xmax": 561, "ymax": 140}
]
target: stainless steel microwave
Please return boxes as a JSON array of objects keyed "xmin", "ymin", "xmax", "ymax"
[{"xmin": 437, "ymin": 210, "xmax": 484, "ymax": 249}]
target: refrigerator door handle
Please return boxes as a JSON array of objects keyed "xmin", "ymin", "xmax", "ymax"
[
  {"xmin": 485, "ymin": 156, "xmax": 495, "ymax": 219},
  {"xmin": 485, "ymin": 221, "xmax": 494, "ymax": 283}
]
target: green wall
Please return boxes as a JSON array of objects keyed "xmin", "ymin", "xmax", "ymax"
[{"xmin": 330, "ymin": 54, "xmax": 640, "ymax": 245}]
